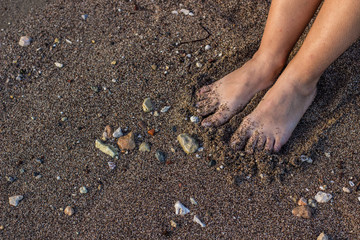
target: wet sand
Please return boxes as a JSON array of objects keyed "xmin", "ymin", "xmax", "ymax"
[{"xmin": 0, "ymin": 0, "xmax": 359, "ymax": 239}]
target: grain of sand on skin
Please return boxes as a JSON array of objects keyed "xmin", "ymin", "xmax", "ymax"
[{"xmin": 0, "ymin": 0, "xmax": 359, "ymax": 239}]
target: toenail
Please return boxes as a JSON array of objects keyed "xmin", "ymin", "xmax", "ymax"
[{"xmin": 201, "ymin": 121, "xmax": 211, "ymax": 127}]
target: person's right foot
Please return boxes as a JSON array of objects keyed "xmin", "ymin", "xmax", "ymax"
[{"xmin": 196, "ymin": 52, "xmax": 285, "ymax": 127}]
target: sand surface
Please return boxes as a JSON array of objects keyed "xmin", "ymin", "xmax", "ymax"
[{"xmin": 0, "ymin": 0, "xmax": 359, "ymax": 239}]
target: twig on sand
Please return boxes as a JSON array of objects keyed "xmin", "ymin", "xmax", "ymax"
[{"xmin": 176, "ymin": 23, "xmax": 211, "ymax": 46}]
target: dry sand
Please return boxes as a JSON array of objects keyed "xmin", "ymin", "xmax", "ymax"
[{"xmin": 0, "ymin": 0, "xmax": 359, "ymax": 239}]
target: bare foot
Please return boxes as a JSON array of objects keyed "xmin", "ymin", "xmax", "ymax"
[
  {"xmin": 230, "ymin": 72, "xmax": 318, "ymax": 153},
  {"xmin": 196, "ymin": 52, "xmax": 284, "ymax": 127}
]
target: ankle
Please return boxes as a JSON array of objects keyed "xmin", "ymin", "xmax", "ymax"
[{"xmin": 254, "ymin": 49, "xmax": 287, "ymax": 70}]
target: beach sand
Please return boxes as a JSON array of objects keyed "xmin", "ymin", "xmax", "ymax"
[{"xmin": 0, "ymin": 0, "xmax": 359, "ymax": 239}]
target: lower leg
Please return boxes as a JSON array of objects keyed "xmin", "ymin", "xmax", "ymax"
[
  {"xmin": 196, "ymin": 0, "xmax": 322, "ymax": 127},
  {"xmin": 231, "ymin": 0, "xmax": 360, "ymax": 152}
]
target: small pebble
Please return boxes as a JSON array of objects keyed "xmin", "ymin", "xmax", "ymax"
[
  {"xmin": 193, "ymin": 215, "xmax": 206, "ymax": 227},
  {"xmin": 190, "ymin": 116, "xmax": 199, "ymax": 123},
  {"xmin": 196, "ymin": 62, "xmax": 203, "ymax": 68},
  {"xmin": 208, "ymin": 159, "xmax": 216, "ymax": 167},
  {"xmin": 174, "ymin": 201, "xmax": 190, "ymax": 215},
  {"xmin": 35, "ymin": 158, "xmax": 44, "ymax": 164},
  {"xmin": 117, "ymin": 132, "xmax": 136, "ymax": 150},
  {"xmin": 155, "ymin": 150, "xmax": 166, "ymax": 163},
  {"xmin": 171, "ymin": 10, "xmax": 178, "ymax": 15},
  {"xmin": 190, "ymin": 197, "xmax": 198, "ymax": 205},
  {"xmin": 170, "ymin": 220, "xmax": 178, "ymax": 228},
  {"xmin": 358, "ymin": 196, "xmax": 360, "ymax": 202},
  {"xmin": 292, "ymin": 206, "xmax": 312, "ymax": 219},
  {"xmin": 108, "ymin": 162, "xmax": 116, "ymax": 170},
  {"xmin": 111, "ymin": 60, "xmax": 117, "ymax": 65},
  {"xmin": 204, "ymin": 45, "xmax": 211, "ymax": 50},
  {"xmin": 161, "ymin": 106, "xmax": 171, "ymax": 113},
  {"xmin": 349, "ymin": 181, "xmax": 355, "ymax": 187},
  {"xmin": 95, "ymin": 139, "xmax": 118, "ymax": 158},
  {"xmin": 55, "ymin": 62, "xmax": 64, "ymax": 68},
  {"xmin": 170, "ymin": 147, "xmax": 176, "ymax": 153},
  {"xmin": 154, "ymin": 111, "xmax": 159, "ymax": 117},
  {"xmin": 151, "ymin": 64, "xmax": 157, "ymax": 70},
  {"xmin": 317, "ymin": 232, "xmax": 329, "ymax": 240},
  {"xmin": 297, "ymin": 197, "xmax": 307, "ymax": 206},
  {"xmin": 139, "ymin": 142, "xmax": 151, "ymax": 152},
  {"xmin": 177, "ymin": 133, "xmax": 199, "ymax": 154},
  {"xmin": 0, "ymin": 225, "xmax": 3, "ymax": 230},
  {"xmin": 342, "ymin": 187, "xmax": 351, "ymax": 193},
  {"xmin": 6, "ymin": 176, "xmax": 15, "ymax": 182},
  {"xmin": 9, "ymin": 195, "xmax": 23, "ymax": 206},
  {"xmin": 324, "ymin": 152, "xmax": 331, "ymax": 158},
  {"xmin": 315, "ymin": 191, "xmax": 332, "ymax": 203},
  {"xmin": 18, "ymin": 36, "xmax": 32, "ymax": 47},
  {"xmin": 308, "ymin": 199, "xmax": 317, "ymax": 208},
  {"xmin": 142, "ymin": 98, "xmax": 153, "ymax": 112},
  {"xmin": 79, "ymin": 186, "xmax": 88, "ymax": 194},
  {"xmin": 81, "ymin": 14, "xmax": 88, "ymax": 20},
  {"xmin": 138, "ymin": 120, "xmax": 147, "ymax": 129},
  {"xmin": 113, "ymin": 127, "xmax": 123, "ymax": 138},
  {"xmin": 61, "ymin": 117, "xmax": 68, "ymax": 121},
  {"xmin": 300, "ymin": 155, "xmax": 313, "ymax": 164},
  {"xmin": 64, "ymin": 206, "xmax": 74, "ymax": 216},
  {"xmin": 180, "ymin": 9, "xmax": 192, "ymax": 15}
]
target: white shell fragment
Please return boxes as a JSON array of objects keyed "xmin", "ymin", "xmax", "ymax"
[
  {"xmin": 175, "ymin": 201, "xmax": 190, "ymax": 215},
  {"xmin": 108, "ymin": 162, "xmax": 116, "ymax": 170},
  {"xmin": 342, "ymin": 187, "xmax": 351, "ymax": 193},
  {"xmin": 161, "ymin": 106, "xmax": 171, "ymax": 113},
  {"xmin": 196, "ymin": 62, "xmax": 203, "ymax": 68},
  {"xmin": 349, "ymin": 181, "xmax": 355, "ymax": 187},
  {"xmin": 193, "ymin": 215, "xmax": 206, "ymax": 227},
  {"xmin": 180, "ymin": 9, "xmax": 193, "ymax": 16},
  {"xmin": 19, "ymin": 36, "xmax": 32, "ymax": 47},
  {"xmin": 205, "ymin": 45, "xmax": 211, "ymax": 50},
  {"xmin": 315, "ymin": 191, "xmax": 332, "ymax": 203},
  {"xmin": 300, "ymin": 155, "xmax": 313, "ymax": 164},
  {"xmin": 113, "ymin": 127, "xmax": 123, "ymax": 138},
  {"xmin": 190, "ymin": 116, "xmax": 199, "ymax": 123},
  {"xmin": 9, "ymin": 195, "xmax": 23, "ymax": 206},
  {"xmin": 171, "ymin": 10, "xmax": 178, "ymax": 15},
  {"xmin": 55, "ymin": 62, "xmax": 64, "ymax": 68},
  {"xmin": 190, "ymin": 197, "xmax": 198, "ymax": 205}
]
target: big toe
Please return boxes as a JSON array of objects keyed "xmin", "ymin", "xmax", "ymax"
[
  {"xmin": 201, "ymin": 106, "xmax": 234, "ymax": 127},
  {"xmin": 197, "ymin": 85, "xmax": 212, "ymax": 98}
]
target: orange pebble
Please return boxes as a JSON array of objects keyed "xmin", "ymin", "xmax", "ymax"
[{"xmin": 147, "ymin": 129, "xmax": 155, "ymax": 136}]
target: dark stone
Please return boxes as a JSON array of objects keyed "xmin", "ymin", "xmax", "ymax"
[
  {"xmin": 155, "ymin": 150, "xmax": 166, "ymax": 163},
  {"xmin": 208, "ymin": 159, "xmax": 216, "ymax": 167}
]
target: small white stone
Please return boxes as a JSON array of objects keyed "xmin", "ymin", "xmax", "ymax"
[
  {"xmin": 342, "ymin": 187, "xmax": 351, "ymax": 193},
  {"xmin": 9, "ymin": 195, "xmax": 23, "ymax": 206},
  {"xmin": 349, "ymin": 181, "xmax": 355, "ymax": 187},
  {"xmin": 196, "ymin": 62, "xmax": 203, "ymax": 68},
  {"xmin": 79, "ymin": 186, "xmax": 88, "ymax": 194},
  {"xmin": 174, "ymin": 201, "xmax": 190, "ymax": 215},
  {"xmin": 198, "ymin": 147, "xmax": 204, "ymax": 152},
  {"xmin": 161, "ymin": 106, "xmax": 171, "ymax": 113},
  {"xmin": 81, "ymin": 14, "xmax": 88, "ymax": 20},
  {"xmin": 154, "ymin": 111, "xmax": 159, "ymax": 116},
  {"xmin": 171, "ymin": 10, "xmax": 178, "ymax": 15},
  {"xmin": 190, "ymin": 197, "xmax": 198, "ymax": 205},
  {"xmin": 18, "ymin": 36, "xmax": 32, "ymax": 47},
  {"xmin": 108, "ymin": 162, "xmax": 116, "ymax": 170},
  {"xmin": 358, "ymin": 196, "xmax": 360, "ymax": 202},
  {"xmin": 190, "ymin": 116, "xmax": 199, "ymax": 123},
  {"xmin": 193, "ymin": 215, "xmax": 206, "ymax": 227},
  {"xmin": 65, "ymin": 39, "xmax": 72, "ymax": 44},
  {"xmin": 180, "ymin": 9, "xmax": 190, "ymax": 15},
  {"xmin": 55, "ymin": 62, "xmax": 63, "ymax": 68},
  {"xmin": 186, "ymin": 54, "xmax": 191, "ymax": 58},
  {"xmin": 113, "ymin": 127, "xmax": 123, "ymax": 138},
  {"xmin": 324, "ymin": 152, "xmax": 331, "ymax": 158},
  {"xmin": 319, "ymin": 185, "xmax": 326, "ymax": 191},
  {"xmin": 315, "ymin": 191, "xmax": 332, "ymax": 203},
  {"xmin": 300, "ymin": 155, "xmax": 313, "ymax": 164},
  {"xmin": 56, "ymin": 176, "xmax": 61, "ymax": 180},
  {"xmin": 204, "ymin": 45, "xmax": 211, "ymax": 50}
]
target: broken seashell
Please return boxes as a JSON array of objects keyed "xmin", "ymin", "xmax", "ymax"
[
  {"xmin": 193, "ymin": 215, "xmax": 206, "ymax": 227},
  {"xmin": 190, "ymin": 197, "xmax": 198, "ymax": 205},
  {"xmin": 174, "ymin": 201, "xmax": 190, "ymax": 215}
]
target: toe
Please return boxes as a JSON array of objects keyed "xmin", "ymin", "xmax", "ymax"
[
  {"xmin": 196, "ymin": 99, "xmax": 218, "ymax": 116},
  {"xmin": 256, "ymin": 134, "xmax": 266, "ymax": 151},
  {"xmin": 273, "ymin": 138, "xmax": 282, "ymax": 153},
  {"xmin": 264, "ymin": 137, "xmax": 275, "ymax": 153},
  {"xmin": 230, "ymin": 125, "xmax": 249, "ymax": 150},
  {"xmin": 245, "ymin": 132, "xmax": 259, "ymax": 154},
  {"xmin": 201, "ymin": 107, "xmax": 234, "ymax": 127},
  {"xmin": 197, "ymin": 85, "xmax": 212, "ymax": 98},
  {"xmin": 197, "ymin": 91, "xmax": 213, "ymax": 101}
]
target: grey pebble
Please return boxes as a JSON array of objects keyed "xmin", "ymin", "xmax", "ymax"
[
  {"xmin": 79, "ymin": 186, "xmax": 88, "ymax": 194},
  {"xmin": 139, "ymin": 142, "xmax": 151, "ymax": 152},
  {"xmin": 9, "ymin": 195, "xmax": 23, "ymax": 206},
  {"xmin": 155, "ymin": 150, "xmax": 166, "ymax": 163}
]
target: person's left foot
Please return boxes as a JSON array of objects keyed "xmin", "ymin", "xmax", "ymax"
[{"xmin": 230, "ymin": 72, "xmax": 318, "ymax": 153}]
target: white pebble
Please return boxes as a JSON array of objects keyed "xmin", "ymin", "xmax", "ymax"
[
  {"xmin": 9, "ymin": 195, "xmax": 23, "ymax": 206},
  {"xmin": 190, "ymin": 116, "xmax": 199, "ymax": 123},
  {"xmin": 358, "ymin": 196, "xmax": 360, "ymax": 202},
  {"xmin": 190, "ymin": 197, "xmax": 198, "ymax": 205},
  {"xmin": 193, "ymin": 215, "xmax": 206, "ymax": 227},
  {"xmin": 113, "ymin": 127, "xmax": 123, "ymax": 138},
  {"xmin": 314, "ymin": 191, "xmax": 332, "ymax": 203},
  {"xmin": 300, "ymin": 155, "xmax": 313, "ymax": 164},
  {"xmin": 171, "ymin": 10, "xmax": 179, "ymax": 15},
  {"xmin": 196, "ymin": 62, "xmax": 203, "ymax": 68},
  {"xmin": 81, "ymin": 14, "xmax": 88, "ymax": 20},
  {"xmin": 174, "ymin": 201, "xmax": 190, "ymax": 215},
  {"xmin": 18, "ymin": 36, "xmax": 32, "ymax": 47},
  {"xmin": 161, "ymin": 106, "xmax": 171, "ymax": 113},
  {"xmin": 349, "ymin": 181, "xmax": 355, "ymax": 187},
  {"xmin": 324, "ymin": 152, "xmax": 331, "ymax": 158},
  {"xmin": 186, "ymin": 54, "xmax": 192, "ymax": 58},
  {"xmin": 79, "ymin": 186, "xmax": 88, "ymax": 194},
  {"xmin": 342, "ymin": 187, "xmax": 351, "ymax": 193},
  {"xmin": 204, "ymin": 45, "xmax": 211, "ymax": 50},
  {"xmin": 180, "ymin": 9, "xmax": 191, "ymax": 15},
  {"xmin": 55, "ymin": 62, "xmax": 63, "ymax": 68}
]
